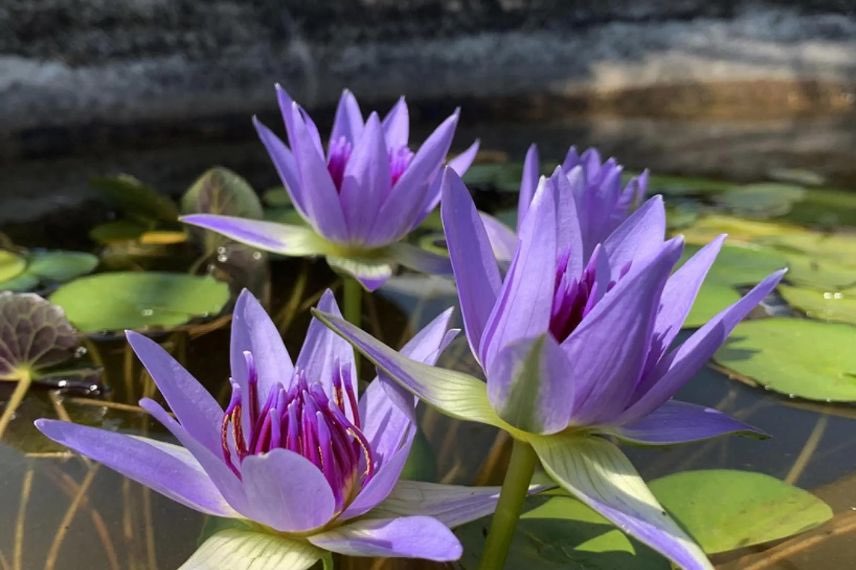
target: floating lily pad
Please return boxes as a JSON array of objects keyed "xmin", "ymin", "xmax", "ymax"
[
  {"xmin": 778, "ymin": 187, "xmax": 856, "ymax": 228},
  {"xmin": 647, "ymin": 174, "xmax": 733, "ymax": 196},
  {"xmin": 0, "ymin": 293, "xmax": 80, "ymax": 381},
  {"xmin": 50, "ymin": 272, "xmax": 230, "ymax": 333},
  {"xmin": 715, "ymin": 183, "xmax": 806, "ymax": 219},
  {"xmin": 650, "ymin": 470, "xmax": 832, "ymax": 554},
  {"xmin": 784, "ymin": 252, "xmax": 856, "ymax": 290},
  {"xmin": 89, "ymin": 220, "xmax": 147, "ymax": 244},
  {"xmin": 779, "ymin": 285, "xmax": 856, "ymax": 324},
  {"xmin": 681, "ymin": 244, "xmax": 787, "ymax": 328},
  {"xmin": 91, "ymin": 174, "xmax": 178, "ymax": 223},
  {"xmin": 681, "ymin": 215, "xmax": 810, "ymax": 245},
  {"xmin": 758, "ymin": 232, "xmax": 856, "ymax": 267},
  {"xmin": 0, "ymin": 251, "xmax": 26, "ymax": 282},
  {"xmin": 714, "ymin": 318, "xmax": 856, "ymax": 401},
  {"xmin": 0, "ymin": 250, "xmax": 99, "ymax": 292},
  {"xmin": 767, "ymin": 168, "xmax": 825, "ymax": 187},
  {"xmin": 457, "ymin": 492, "xmax": 669, "ymax": 570}
]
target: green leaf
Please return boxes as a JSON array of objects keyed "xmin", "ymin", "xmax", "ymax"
[
  {"xmin": 261, "ymin": 187, "xmax": 292, "ymax": 208},
  {"xmin": 50, "ymin": 272, "xmax": 230, "ymax": 333},
  {"xmin": 0, "ymin": 292, "xmax": 80, "ymax": 381},
  {"xmin": 181, "ymin": 528, "xmax": 321, "ymax": 570},
  {"xmin": 649, "ymin": 470, "xmax": 832, "ymax": 554},
  {"xmin": 456, "ymin": 492, "xmax": 669, "ymax": 569},
  {"xmin": 91, "ymin": 174, "xmax": 179, "ymax": 224},
  {"xmin": 780, "ymin": 285, "xmax": 856, "ymax": 324},
  {"xmin": 89, "ymin": 220, "xmax": 147, "ymax": 244},
  {"xmin": 714, "ymin": 183, "xmax": 806, "ymax": 219},
  {"xmin": 714, "ymin": 317, "xmax": 856, "ymax": 401},
  {"xmin": 182, "ymin": 167, "xmax": 263, "ymax": 220},
  {"xmin": 0, "ymin": 250, "xmax": 27, "ymax": 282},
  {"xmin": 26, "ymin": 251, "xmax": 99, "ymax": 283}
]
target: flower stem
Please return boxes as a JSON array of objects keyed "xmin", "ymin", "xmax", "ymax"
[
  {"xmin": 478, "ymin": 438, "xmax": 537, "ymax": 570},
  {"xmin": 343, "ymin": 276, "xmax": 362, "ymax": 327},
  {"xmin": 0, "ymin": 369, "xmax": 33, "ymax": 439}
]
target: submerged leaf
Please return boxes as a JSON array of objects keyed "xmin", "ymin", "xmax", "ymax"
[
  {"xmin": 0, "ymin": 293, "xmax": 79, "ymax": 381},
  {"xmin": 50, "ymin": 272, "xmax": 230, "ymax": 333},
  {"xmin": 650, "ymin": 470, "xmax": 832, "ymax": 554},
  {"xmin": 715, "ymin": 317, "xmax": 856, "ymax": 401},
  {"xmin": 181, "ymin": 167, "xmax": 263, "ymax": 220}
]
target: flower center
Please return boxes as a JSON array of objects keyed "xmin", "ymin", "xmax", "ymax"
[
  {"xmin": 221, "ymin": 352, "xmax": 374, "ymax": 509},
  {"xmin": 327, "ymin": 136, "xmax": 413, "ymax": 192}
]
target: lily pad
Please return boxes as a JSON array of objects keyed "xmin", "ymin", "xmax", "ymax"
[
  {"xmin": 0, "ymin": 250, "xmax": 26, "ymax": 282},
  {"xmin": 714, "ymin": 317, "xmax": 856, "ymax": 401},
  {"xmin": 715, "ymin": 183, "xmax": 806, "ymax": 219},
  {"xmin": 650, "ymin": 470, "xmax": 832, "ymax": 554},
  {"xmin": 457, "ymin": 492, "xmax": 669, "ymax": 569},
  {"xmin": 784, "ymin": 252, "xmax": 856, "ymax": 290},
  {"xmin": 0, "ymin": 250, "xmax": 99, "ymax": 292},
  {"xmin": 181, "ymin": 167, "xmax": 263, "ymax": 220},
  {"xmin": 647, "ymin": 174, "xmax": 733, "ymax": 196},
  {"xmin": 0, "ymin": 293, "xmax": 80, "ymax": 381},
  {"xmin": 91, "ymin": 174, "xmax": 178, "ymax": 224},
  {"xmin": 50, "ymin": 272, "xmax": 230, "ymax": 333},
  {"xmin": 681, "ymin": 215, "xmax": 810, "ymax": 245},
  {"xmin": 779, "ymin": 285, "xmax": 856, "ymax": 324},
  {"xmin": 778, "ymin": 187, "xmax": 856, "ymax": 228},
  {"xmin": 89, "ymin": 220, "xmax": 147, "ymax": 244}
]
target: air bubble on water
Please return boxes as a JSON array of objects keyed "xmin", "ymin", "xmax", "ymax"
[
  {"xmin": 787, "ymin": 393, "xmax": 796, "ymax": 399},
  {"xmin": 141, "ymin": 308, "xmax": 154, "ymax": 317},
  {"xmin": 217, "ymin": 254, "xmax": 228, "ymax": 263},
  {"xmin": 217, "ymin": 246, "xmax": 227, "ymax": 254},
  {"xmin": 57, "ymin": 379, "xmax": 68, "ymax": 388},
  {"xmin": 74, "ymin": 346, "xmax": 87, "ymax": 358},
  {"xmin": 252, "ymin": 251, "xmax": 262, "ymax": 260}
]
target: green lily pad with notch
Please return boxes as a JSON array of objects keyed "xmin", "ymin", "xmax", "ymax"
[
  {"xmin": 91, "ymin": 174, "xmax": 179, "ymax": 224},
  {"xmin": 680, "ymin": 244, "xmax": 787, "ymax": 328},
  {"xmin": 1, "ymin": 250, "xmax": 99, "ymax": 292},
  {"xmin": 779, "ymin": 285, "xmax": 856, "ymax": 324},
  {"xmin": 457, "ymin": 491, "xmax": 669, "ymax": 570},
  {"xmin": 50, "ymin": 272, "xmax": 230, "ymax": 333},
  {"xmin": 714, "ymin": 183, "xmax": 806, "ymax": 219},
  {"xmin": 650, "ymin": 469, "xmax": 832, "ymax": 554},
  {"xmin": 714, "ymin": 317, "xmax": 856, "ymax": 401}
]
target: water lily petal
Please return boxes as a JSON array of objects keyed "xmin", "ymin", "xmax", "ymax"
[
  {"xmin": 602, "ymin": 195, "xmax": 667, "ymax": 276},
  {"xmin": 440, "ymin": 168, "xmax": 502, "ymax": 359},
  {"xmin": 564, "ymin": 238, "xmax": 683, "ymax": 424},
  {"xmin": 181, "ymin": 529, "xmax": 322, "ymax": 570},
  {"xmin": 179, "ymin": 215, "xmax": 331, "ymax": 257},
  {"xmin": 381, "ymin": 96, "xmax": 408, "ymax": 149},
  {"xmin": 622, "ymin": 269, "xmax": 786, "ymax": 422},
  {"xmin": 340, "ymin": 112, "xmax": 390, "ymax": 244},
  {"xmin": 326, "ymin": 255, "xmax": 394, "ymax": 292},
  {"xmin": 480, "ymin": 180, "xmax": 557, "ymax": 367},
  {"xmin": 252, "ymin": 116, "xmax": 309, "ymax": 218},
  {"xmin": 374, "ymin": 480, "xmax": 507, "ymax": 528},
  {"xmin": 35, "ymin": 419, "xmax": 238, "ymax": 518},
  {"xmin": 331, "ymin": 89, "xmax": 364, "ymax": 145},
  {"xmin": 126, "ymin": 331, "xmax": 223, "ymax": 454},
  {"xmin": 478, "ymin": 212, "xmax": 517, "ymax": 263},
  {"xmin": 487, "ymin": 334, "xmax": 573, "ymax": 435},
  {"xmin": 308, "ymin": 516, "xmax": 462, "ymax": 561},
  {"xmin": 447, "ymin": 139, "xmax": 480, "ymax": 176},
  {"xmin": 606, "ymin": 401, "xmax": 764, "ymax": 445},
  {"xmin": 312, "ymin": 310, "xmax": 515, "ymax": 433},
  {"xmin": 532, "ymin": 434, "xmax": 713, "ymax": 570},
  {"xmin": 240, "ymin": 448, "xmax": 336, "ymax": 533},
  {"xmin": 517, "ymin": 143, "xmax": 540, "ymax": 225},
  {"xmin": 388, "ymin": 242, "xmax": 452, "ymax": 276},
  {"xmin": 296, "ymin": 289, "xmax": 357, "ymax": 399}
]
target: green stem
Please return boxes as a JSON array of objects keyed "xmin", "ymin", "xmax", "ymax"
[
  {"xmin": 0, "ymin": 370, "xmax": 33, "ymax": 439},
  {"xmin": 320, "ymin": 551, "xmax": 334, "ymax": 570},
  {"xmin": 343, "ymin": 277, "xmax": 362, "ymax": 327},
  {"xmin": 478, "ymin": 438, "xmax": 537, "ymax": 570}
]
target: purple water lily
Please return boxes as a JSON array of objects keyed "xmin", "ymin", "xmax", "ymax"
[
  {"xmin": 314, "ymin": 167, "xmax": 786, "ymax": 570},
  {"xmin": 182, "ymin": 87, "xmax": 478, "ymax": 291},
  {"xmin": 36, "ymin": 290, "xmax": 510, "ymax": 569},
  {"xmin": 480, "ymin": 145, "xmax": 648, "ymax": 262}
]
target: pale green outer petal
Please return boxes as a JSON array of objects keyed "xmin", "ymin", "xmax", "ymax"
[
  {"xmin": 180, "ymin": 529, "xmax": 322, "ymax": 570},
  {"xmin": 530, "ymin": 434, "xmax": 713, "ymax": 570},
  {"xmin": 180, "ymin": 215, "xmax": 334, "ymax": 258},
  {"xmin": 312, "ymin": 309, "xmax": 529, "ymax": 439},
  {"xmin": 325, "ymin": 255, "xmax": 394, "ymax": 290}
]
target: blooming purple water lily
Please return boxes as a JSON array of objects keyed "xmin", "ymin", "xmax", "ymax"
[
  {"xmin": 35, "ymin": 289, "xmax": 511, "ymax": 569},
  {"xmin": 181, "ymin": 87, "xmax": 479, "ymax": 291},
  {"xmin": 313, "ymin": 166, "xmax": 786, "ymax": 570},
  {"xmin": 480, "ymin": 144, "xmax": 648, "ymax": 262}
]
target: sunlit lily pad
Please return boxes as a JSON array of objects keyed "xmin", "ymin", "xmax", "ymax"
[
  {"xmin": 50, "ymin": 272, "xmax": 230, "ymax": 333},
  {"xmin": 457, "ymin": 492, "xmax": 669, "ymax": 569},
  {"xmin": 681, "ymin": 215, "xmax": 810, "ymax": 245},
  {"xmin": 778, "ymin": 187, "xmax": 856, "ymax": 228},
  {"xmin": 779, "ymin": 285, "xmax": 856, "ymax": 324},
  {"xmin": 0, "ymin": 250, "xmax": 26, "ymax": 282},
  {"xmin": 758, "ymin": 231, "xmax": 856, "ymax": 267},
  {"xmin": 0, "ymin": 250, "xmax": 99, "ymax": 292},
  {"xmin": 715, "ymin": 183, "xmax": 806, "ymax": 219},
  {"xmin": 0, "ymin": 293, "xmax": 80, "ymax": 381},
  {"xmin": 91, "ymin": 174, "xmax": 178, "ymax": 223},
  {"xmin": 714, "ymin": 317, "xmax": 856, "ymax": 401},
  {"xmin": 784, "ymin": 252, "xmax": 856, "ymax": 290},
  {"xmin": 650, "ymin": 470, "xmax": 832, "ymax": 553},
  {"xmin": 681, "ymin": 244, "xmax": 786, "ymax": 328}
]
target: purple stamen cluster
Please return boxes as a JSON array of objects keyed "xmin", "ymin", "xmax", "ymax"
[{"xmin": 221, "ymin": 351, "xmax": 374, "ymax": 509}]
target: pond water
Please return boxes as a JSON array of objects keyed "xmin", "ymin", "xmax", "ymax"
[{"xmin": 1, "ymin": 106, "xmax": 856, "ymax": 570}]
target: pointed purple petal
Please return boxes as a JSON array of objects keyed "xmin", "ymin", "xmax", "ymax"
[
  {"xmin": 381, "ymin": 96, "xmax": 409, "ymax": 149},
  {"xmin": 440, "ymin": 168, "xmax": 501, "ymax": 358},
  {"xmin": 487, "ymin": 334, "xmax": 573, "ymax": 435},
  {"xmin": 478, "ymin": 212, "xmax": 517, "ymax": 263},
  {"xmin": 35, "ymin": 419, "xmax": 238, "ymax": 517},
  {"xmin": 240, "ymin": 448, "xmax": 336, "ymax": 532},
  {"xmin": 308, "ymin": 516, "xmax": 462, "ymax": 561},
  {"xmin": 126, "ymin": 331, "xmax": 222, "ymax": 454},
  {"xmin": 231, "ymin": 290, "xmax": 294, "ymax": 409},
  {"xmin": 180, "ymin": 215, "xmax": 330, "ymax": 257},
  {"xmin": 480, "ymin": 179, "xmax": 557, "ymax": 368},
  {"xmin": 330, "ymin": 89, "xmax": 364, "ymax": 145},
  {"xmin": 447, "ymin": 140, "xmax": 480, "ymax": 176},
  {"xmin": 296, "ymin": 289, "xmax": 356, "ymax": 396},
  {"xmin": 621, "ymin": 269, "xmax": 786, "ymax": 423},
  {"xmin": 552, "ymin": 169, "xmax": 585, "ymax": 276},
  {"xmin": 253, "ymin": 116, "xmax": 309, "ymax": 218},
  {"xmin": 602, "ymin": 195, "xmax": 667, "ymax": 275},
  {"xmin": 339, "ymin": 112, "xmax": 390, "ymax": 244},
  {"xmin": 608, "ymin": 400, "xmax": 764, "ymax": 445},
  {"xmin": 532, "ymin": 435, "xmax": 713, "ymax": 570},
  {"xmin": 517, "ymin": 143, "xmax": 540, "ymax": 226},
  {"xmin": 564, "ymin": 238, "xmax": 683, "ymax": 425}
]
